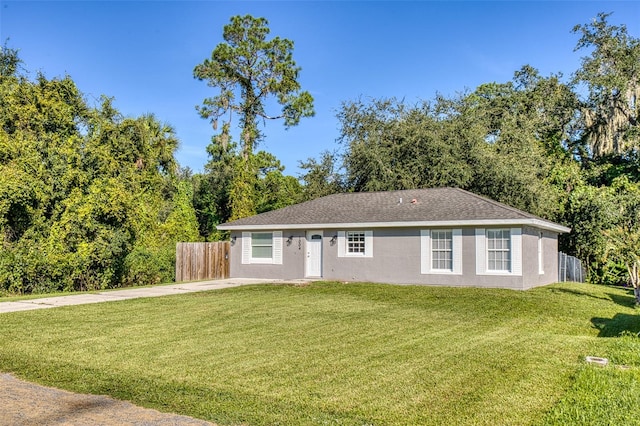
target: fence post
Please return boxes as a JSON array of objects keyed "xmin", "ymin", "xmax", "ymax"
[
  {"xmin": 558, "ymin": 252, "xmax": 564, "ymax": 282},
  {"xmin": 175, "ymin": 243, "xmax": 183, "ymax": 282}
]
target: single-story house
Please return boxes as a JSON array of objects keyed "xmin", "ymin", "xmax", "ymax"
[{"xmin": 216, "ymin": 188, "xmax": 571, "ymax": 290}]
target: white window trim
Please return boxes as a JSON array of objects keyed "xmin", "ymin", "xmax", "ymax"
[
  {"xmin": 337, "ymin": 230, "xmax": 373, "ymax": 258},
  {"xmin": 420, "ymin": 229, "xmax": 462, "ymax": 275},
  {"xmin": 487, "ymin": 229, "xmax": 511, "ymax": 272},
  {"xmin": 538, "ymin": 232, "xmax": 544, "ymax": 275},
  {"xmin": 475, "ymin": 228, "xmax": 522, "ymax": 276},
  {"xmin": 241, "ymin": 231, "xmax": 283, "ymax": 265}
]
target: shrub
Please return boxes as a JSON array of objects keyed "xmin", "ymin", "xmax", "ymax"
[{"xmin": 123, "ymin": 245, "xmax": 175, "ymax": 287}]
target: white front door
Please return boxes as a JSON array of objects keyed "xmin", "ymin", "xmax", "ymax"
[{"xmin": 305, "ymin": 231, "xmax": 323, "ymax": 277}]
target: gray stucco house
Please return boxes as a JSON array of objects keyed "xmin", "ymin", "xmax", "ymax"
[{"xmin": 217, "ymin": 188, "xmax": 570, "ymax": 290}]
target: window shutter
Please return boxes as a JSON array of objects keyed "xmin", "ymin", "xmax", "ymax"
[
  {"xmin": 511, "ymin": 228, "xmax": 522, "ymax": 275},
  {"xmin": 364, "ymin": 230, "xmax": 373, "ymax": 258},
  {"xmin": 337, "ymin": 231, "xmax": 346, "ymax": 257},
  {"xmin": 452, "ymin": 229, "xmax": 463, "ymax": 274},
  {"xmin": 475, "ymin": 228, "xmax": 486, "ymax": 275},
  {"xmin": 420, "ymin": 230, "xmax": 430, "ymax": 274},
  {"xmin": 241, "ymin": 232, "xmax": 251, "ymax": 264},
  {"xmin": 273, "ymin": 231, "xmax": 283, "ymax": 265},
  {"xmin": 538, "ymin": 232, "xmax": 544, "ymax": 274}
]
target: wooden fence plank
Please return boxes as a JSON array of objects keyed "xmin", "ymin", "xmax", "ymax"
[
  {"xmin": 210, "ymin": 243, "xmax": 216, "ymax": 279},
  {"xmin": 195, "ymin": 243, "xmax": 203, "ymax": 280},
  {"xmin": 205, "ymin": 243, "xmax": 211, "ymax": 279},
  {"xmin": 190, "ymin": 243, "xmax": 196, "ymax": 281}
]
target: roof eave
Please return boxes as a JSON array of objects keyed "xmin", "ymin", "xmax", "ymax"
[{"xmin": 217, "ymin": 219, "xmax": 571, "ymax": 234}]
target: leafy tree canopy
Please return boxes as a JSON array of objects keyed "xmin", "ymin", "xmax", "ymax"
[
  {"xmin": 194, "ymin": 14, "xmax": 314, "ymax": 158},
  {"xmin": 0, "ymin": 49, "xmax": 199, "ymax": 294},
  {"xmin": 573, "ymin": 12, "xmax": 640, "ymax": 157}
]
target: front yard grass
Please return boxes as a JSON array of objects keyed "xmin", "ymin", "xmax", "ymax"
[{"xmin": 0, "ymin": 281, "xmax": 638, "ymax": 425}]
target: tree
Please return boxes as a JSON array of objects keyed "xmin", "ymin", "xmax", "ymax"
[
  {"xmin": 562, "ymin": 183, "xmax": 617, "ymax": 283},
  {"xmin": 192, "ymin": 142, "xmax": 304, "ymax": 240},
  {"xmin": 603, "ymin": 177, "xmax": 640, "ymax": 302},
  {"xmin": 299, "ymin": 150, "xmax": 344, "ymax": 200},
  {"xmin": 0, "ymin": 43, "xmax": 21, "ymax": 77},
  {"xmin": 461, "ymin": 67, "xmax": 579, "ymax": 219},
  {"xmin": 334, "ymin": 71, "xmax": 576, "ymax": 222},
  {"xmin": 0, "ymin": 52, "xmax": 199, "ymax": 294},
  {"xmin": 194, "ymin": 15, "xmax": 314, "ymax": 220},
  {"xmin": 573, "ymin": 12, "xmax": 640, "ymax": 157},
  {"xmin": 337, "ymin": 97, "xmax": 478, "ymax": 192},
  {"xmin": 253, "ymin": 151, "xmax": 303, "ymax": 212},
  {"xmin": 192, "ymin": 138, "xmax": 237, "ymax": 241}
]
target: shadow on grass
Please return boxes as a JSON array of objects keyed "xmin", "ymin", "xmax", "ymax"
[
  {"xmin": 606, "ymin": 291, "xmax": 638, "ymax": 309},
  {"xmin": 551, "ymin": 287, "xmax": 637, "ymax": 310},
  {"xmin": 592, "ymin": 313, "xmax": 640, "ymax": 337},
  {"xmin": 551, "ymin": 287, "xmax": 610, "ymax": 301}
]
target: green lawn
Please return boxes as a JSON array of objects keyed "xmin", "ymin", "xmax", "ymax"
[{"xmin": 1, "ymin": 282, "xmax": 638, "ymax": 425}]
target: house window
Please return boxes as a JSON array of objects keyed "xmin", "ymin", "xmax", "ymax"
[
  {"xmin": 475, "ymin": 228, "xmax": 521, "ymax": 276},
  {"xmin": 337, "ymin": 230, "xmax": 373, "ymax": 257},
  {"xmin": 487, "ymin": 229, "xmax": 511, "ymax": 271},
  {"xmin": 431, "ymin": 230, "xmax": 453, "ymax": 271},
  {"xmin": 251, "ymin": 232, "xmax": 273, "ymax": 259},
  {"xmin": 241, "ymin": 231, "xmax": 283, "ymax": 264},
  {"xmin": 420, "ymin": 229, "xmax": 462, "ymax": 275},
  {"xmin": 347, "ymin": 231, "xmax": 366, "ymax": 254}
]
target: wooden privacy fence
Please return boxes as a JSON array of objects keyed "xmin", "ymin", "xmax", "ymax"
[{"xmin": 175, "ymin": 242, "xmax": 230, "ymax": 282}]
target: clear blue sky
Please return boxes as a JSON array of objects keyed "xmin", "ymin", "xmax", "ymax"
[{"xmin": 2, "ymin": 1, "xmax": 639, "ymax": 177}]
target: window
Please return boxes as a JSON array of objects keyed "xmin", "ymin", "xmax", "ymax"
[
  {"xmin": 420, "ymin": 229, "xmax": 462, "ymax": 275},
  {"xmin": 241, "ymin": 231, "xmax": 282, "ymax": 264},
  {"xmin": 337, "ymin": 230, "xmax": 373, "ymax": 257},
  {"xmin": 251, "ymin": 232, "xmax": 273, "ymax": 259},
  {"xmin": 487, "ymin": 229, "xmax": 510, "ymax": 271},
  {"xmin": 431, "ymin": 230, "xmax": 453, "ymax": 271},
  {"xmin": 347, "ymin": 231, "xmax": 366, "ymax": 254},
  {"xmin": 475, "ymin": 228, "xmax": 521, "ymax": 276}
]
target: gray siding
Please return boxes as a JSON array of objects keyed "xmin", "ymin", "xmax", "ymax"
[
  {"xmin": 521, "ymin": 227, "xmax": 559, "ymax": 289},
  {"xmin": 229, "ymin": 231, "xmax": 306, "ymax": 280},
  {"xmin": 229, "ymin": 226, "xmax": 561, "ymax": 290}
]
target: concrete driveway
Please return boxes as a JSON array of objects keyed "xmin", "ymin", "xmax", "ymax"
[{"xmin": 0, "ymin": 278, "xmax": 304, "ymax": 314}]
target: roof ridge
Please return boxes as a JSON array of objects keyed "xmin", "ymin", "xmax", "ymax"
[
  {"xmin": 321, "ymin": 187, "xmax": 450, "ymax": 196},
  {"xmin": 320, "ymin": 187, "xmax": 451, "ymax": 199}
]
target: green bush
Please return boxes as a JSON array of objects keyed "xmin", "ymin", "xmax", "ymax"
[
  {"xmin": 0, "ymin": 242, "xmax": 55, "ymax": 294},
  {"xmin": 123, "ymin": 245, "xmax": 175, "ymax": 287}
]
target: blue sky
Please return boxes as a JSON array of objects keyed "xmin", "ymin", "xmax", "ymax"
[{"xmin": 2, "ymin": 1, "xmax": 639, "ymax": 177}]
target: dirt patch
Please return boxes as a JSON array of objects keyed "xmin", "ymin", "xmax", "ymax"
[{"xmin": 0, "ymin": 373, "xmax": 216, "ymax": 425}]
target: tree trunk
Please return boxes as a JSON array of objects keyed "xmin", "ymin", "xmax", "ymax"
[{"xmin": 632, "ymin": 262, "xmax": 640, "ymax": 305}]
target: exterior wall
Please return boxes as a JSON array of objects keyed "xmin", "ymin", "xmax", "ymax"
[
  {"xmin": 229, "ymin": 230, "xmax": 306, "ymax": 280},
  {"xmin": 229, "ymin": 226, "xmax": 561, "ymax": 290},
  {"xmin": 521, "ymin": 227, "xmax": 560, "ymax": 289},
  {"xmin": 322, "ymin": 228, "xmax": 527, "ymax": 289}
]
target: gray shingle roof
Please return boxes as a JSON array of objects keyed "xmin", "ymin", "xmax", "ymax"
[{"xmin": 217, "ymin": 188, "xmax": 570, "ymax": 233}]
